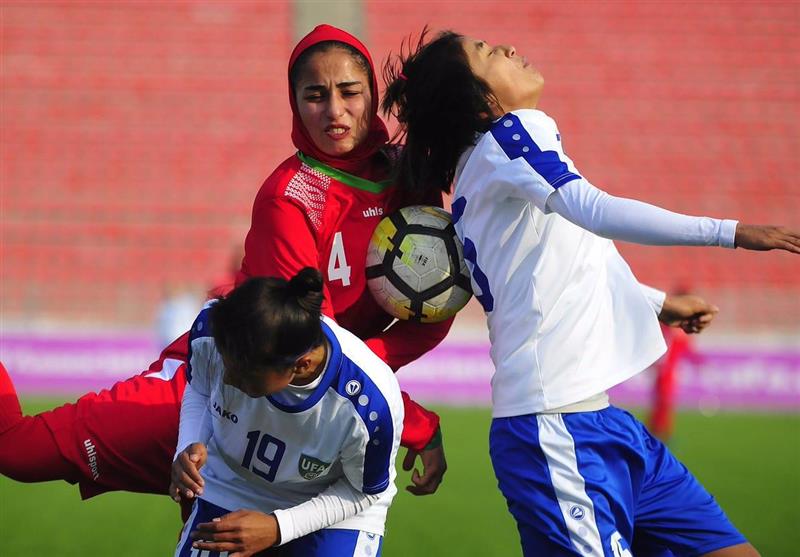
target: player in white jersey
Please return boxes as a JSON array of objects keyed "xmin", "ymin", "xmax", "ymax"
[
  {"xmin": 170, "ymin": 268, "xmax": 403, "ymax": 557},
  {"xmin": 383, "ymin": 30, "xmax": 799, "ymax": 557}
]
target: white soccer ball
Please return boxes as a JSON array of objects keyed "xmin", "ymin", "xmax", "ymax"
[{"xmin": 366, "ymin": 205, "xmax": 472, "ymax": 323}]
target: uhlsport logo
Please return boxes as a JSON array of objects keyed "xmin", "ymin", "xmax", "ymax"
[
  {"xmin": 83, "ymin": 438, "xmax": 100, "ymax": 481},
  {"xmin": 298, "ymin": 454, "xmax": 331, "ymax": 480},
  {"xmin": 569, "ymin": 505, "xmax": 585, "ymax": 520},
  {"xmin": 345, "ymin": 380, "xmax": 361, "ymax": 396},
  {"xmin": 362, "ymin": 206, "xmax": 384, "ymax": 218}
]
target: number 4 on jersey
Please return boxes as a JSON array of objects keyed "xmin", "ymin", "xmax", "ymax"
[{"xmin": 328, "ymin": 231, "xmax": 352, "ymax": 286}]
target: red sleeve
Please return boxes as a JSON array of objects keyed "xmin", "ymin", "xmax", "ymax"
[
  {"xmin": 400, "ymin": 391, "xmax": 440, "ymax": 452},
  {"xmin": 364, "ymin": 316, "xmax": 454, "ymax": 371},
  {"xmin": 237, "ymin": 196, "xmax": 334, "ymax": 317},
  {"xmin": 368, "ymin": 318, "xmax": 451, "ymax": 449}
]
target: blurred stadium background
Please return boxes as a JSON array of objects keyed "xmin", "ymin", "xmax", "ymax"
[{"xmin": 1, "ymin": 1, "xmax": 798, "ymax": 555}]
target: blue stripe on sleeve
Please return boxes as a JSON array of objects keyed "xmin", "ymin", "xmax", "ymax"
[
  {"xmin": 186, "ymin": 306, "xmax": 214, "ymax": 384},
  {"xmin": 451, "ymin": 196, "xmax": 466, "ymax": 225},
  {"xmin": 335, "ymin": 361, "xmax": 395, "ymax": 494},
  {"xmin": 490, "ymin": 113, "xmax": 581, "ymax": 189}
]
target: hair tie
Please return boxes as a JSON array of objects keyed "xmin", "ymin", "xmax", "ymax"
[{"xmin": 399, "ymin": 72, "xmax": 408, "ymax": 81}]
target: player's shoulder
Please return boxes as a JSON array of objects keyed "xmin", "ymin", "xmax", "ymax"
[
  {"xmin": 476, "ymin": 109, "xmax": 571, "ymax": 184},
  {"xmin": 188, "ymin": 300, "xmax": 216, "ymax": 344},
  {"xmin": 254, "ymin": 154, "xmax": 303, "ymax": 198},
  {"xmin": 324, "ymin": 318, "xmax": 402, "ymax": 413},
  {"xmin": 186, "ymin": 300, "xmax": 222, "ymax": 383},
  {"xmin": 253, "ymin": 153, "xmax": 331, "ymax": 231},
  {"xmin": 488, "ymin": 109, "xmax": 561, "ymax": 151}
]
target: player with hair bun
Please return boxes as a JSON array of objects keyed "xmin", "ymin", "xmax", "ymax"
[
  {"xmin": 172, "ymin": 268, "xmax": 402, "ymax": 556},
  {"xmin": 383, "ymin": 29, "xmax": 799, "ymax": 557},
  {"xmin": 0, "ymin": 24, "xmax": 449, "ymax": 510}
]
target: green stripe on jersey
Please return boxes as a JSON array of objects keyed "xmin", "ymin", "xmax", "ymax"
[{"xmin": 297, "ymin": 152, "xmax": 393, "ymax": 193}]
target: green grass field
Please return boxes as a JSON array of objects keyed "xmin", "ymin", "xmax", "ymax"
[{"xmin": 1, "ymin": 400, "xmax": 798, "ymax": 556}]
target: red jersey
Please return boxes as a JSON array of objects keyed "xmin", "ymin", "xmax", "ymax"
[
  {"xmin": 238, "ymin": 151, "xmax": 452, "ymax": 370},
  {"xmin": 237, "ymin": 151, "xmax": 453, "ymax": 450}
]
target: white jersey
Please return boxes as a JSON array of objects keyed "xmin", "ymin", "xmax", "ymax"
[
  {"xmin": 453, "ymin": 109, "xmax": 670, "ymax": 417},
  {"xmin": 185, "ymin": 310, "xmax": 403, "ymax": 536}
]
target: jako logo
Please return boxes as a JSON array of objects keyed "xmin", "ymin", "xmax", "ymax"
[
  {"xmin": 83, "ymin": 438, "xmax": 101, "ymax": 480},
  {"xmin": 213, "ymin": 401, "xmax": 239, "ymax": 423},
  {"xmin": 362, "ymin": 206, "xmax": 384, "ymax": 218}
]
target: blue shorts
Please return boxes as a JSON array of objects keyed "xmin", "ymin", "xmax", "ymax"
[
  {"xmin": 489, "ymin": 406, "xmax": 747, "ymax": 557},
  {"xmin": 176, "ymin": 499, "xmax": 383, "ymax": 557}
]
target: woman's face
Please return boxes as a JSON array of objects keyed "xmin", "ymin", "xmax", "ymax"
[
  {"xmin": 463, "ymin": 38, "xmax": 544, "ymax": 116},
  {"xmin": 294, "ymin": 48, "xmax": 373, "ymax": 157}
]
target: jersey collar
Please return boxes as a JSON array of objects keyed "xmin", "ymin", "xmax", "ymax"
[
  {"xmin": 296, "ymin": 151, "xmax": 393, "ymax": 193},
  {"xmin": 266, "ymin": 320, "xmax": 343, "ymax": 413}
]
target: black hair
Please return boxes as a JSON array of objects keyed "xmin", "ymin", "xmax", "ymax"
[
  {"xmin": 210, "ymin": 267, "xmax": 325, "ymax": 378},
  {"xmin": 382, "ymin": 29, "xmax": 496, "ymax": 195},
  {"xmin": 290, "ymin": 40, "xmax": 373, "ymax": 92}
]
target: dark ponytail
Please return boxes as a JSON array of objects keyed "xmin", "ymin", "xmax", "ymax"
[
  {"xmin": 382, "ymin": 29, "xmax": 496, "ymax": 196},
  {"xmin": 286, "ymin": 266, "xmax": 325, "ymax": 314},
  {"xmin": 210, "ymin": 267, "xmax": 325, "ymax": 376}
]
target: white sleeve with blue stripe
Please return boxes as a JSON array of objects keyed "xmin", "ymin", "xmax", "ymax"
[
  {"xmin": 185, "ymin": 302, "xmax": 217, "ymax": 397},
  {"xmin": 337, "ymin": 366, "xmax": 399, "ymax": 496},
  {"xmin": 549, "ymin": 180, "xmax": 738, "ymax": 247},
  {"xmin": 489, "ymin": 110, "xmax": 737, "ymax": 248},
  {"xmin": 487, "ymin": 110, "xmax": 582, "ymax": 211},
  {"xmin": 175, "ymin": 304, "xmax": 216, "ymax": 458}
]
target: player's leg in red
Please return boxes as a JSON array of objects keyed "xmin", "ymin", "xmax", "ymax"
[
  {"xmin": 0, "ymin": 332, "xmax": 189, "ymax": 498},
  {"xmin": 649, "ymin": 327, "xmax": 690, "ymax": 442},
  {"xmin": 0, "ymin": 362, "xmax": 81, "ymax": 483}
]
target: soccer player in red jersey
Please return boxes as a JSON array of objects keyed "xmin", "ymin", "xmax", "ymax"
[
  {"xmin": 0, "ymin": 25, "xmax": 450, "ymax": 504},
  {"xmin": 649, "ymin": 325, "xmax": 693, "ymax": 442}
]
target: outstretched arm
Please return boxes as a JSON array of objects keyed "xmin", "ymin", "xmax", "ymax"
[
  {"xmin": 548, "ymin": 180, "xmax": 737, "ymax": 247},
  {"xmin": 547, "ymin": 179, "xmax": 800, "ymax": 253},
  {"xmin": 492, "ymin": 111, "xmax": 798, "ymax": 253}
]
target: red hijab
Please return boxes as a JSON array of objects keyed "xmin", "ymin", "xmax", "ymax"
[{"xmin": 288, "ymin": 24, "xmax": 390, "ymax": 174}]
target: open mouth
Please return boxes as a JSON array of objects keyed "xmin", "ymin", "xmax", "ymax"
[{"xmin": 325, "ymin": 125, "xmax": 351, "ymax": 139}]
